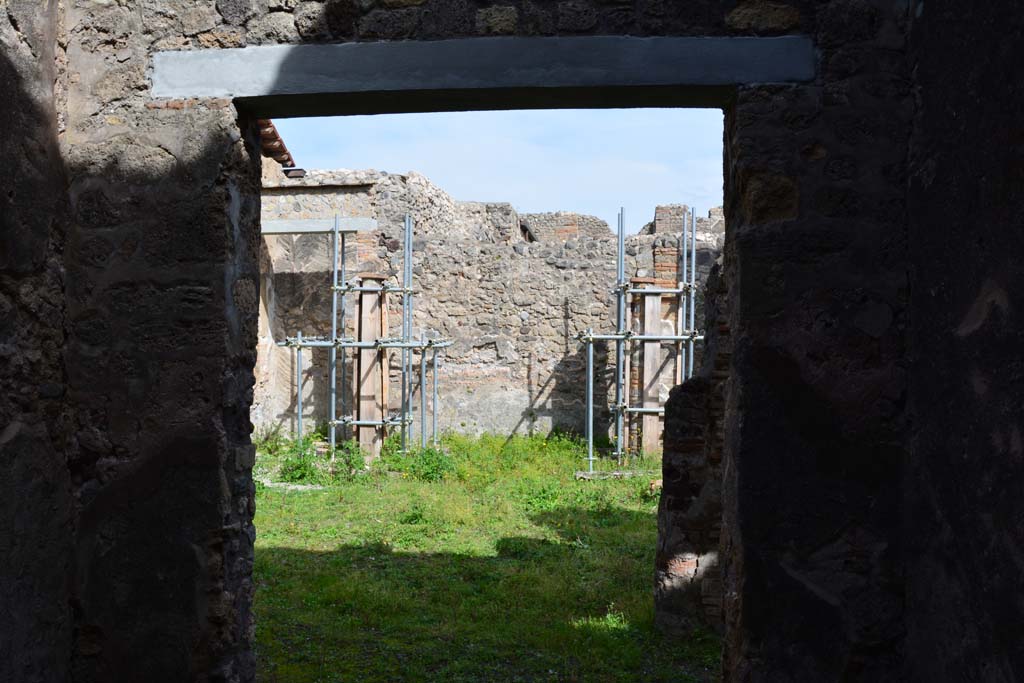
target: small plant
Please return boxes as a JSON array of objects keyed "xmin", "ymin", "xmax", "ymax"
[
  {"xmin": 515, "ymin": 478, "xmax": 563, "ymax": 513},
  {"xmin": 330, "ymin": 439, "xmax": 367, "ymax": 481},
  {"xmin": 635, "ymin": 476, "xmax": 662, "ymax": 504},
  {"xmin": 382, "ymin": 442, "xmax": 456, "ymax": 482},
  {"xmin": 253, "ymin": 423, "xmax": 289, "ymax": 457},
  {"xmin": 277, "ymin": 437, "xmax": 374, "ymax": 485},
  {"xmin": 495, "ymin": 536, "xmax": 554, "ymax": 560},
  {"xmin": 278, "ymin": 436, "xmax": 320, "ymax": 484},
  {"xmin": 398, "ymin": 504, "xmax": 426, "ymax": 525},
  {"xmin": 279, "ymin": 453, "xmax": 319, "ymax": 483},
  {"xmin": 571, "ymin": 604, "xmax": 630, "ymax": 633},
  {"xmin": 409, "ymin": 446, "xmax": 455, "ymax": 482},
  {"xmin": 378, "ymin": 430, "xmax": 404, "ymax": 461},
  {"xmin": 284, "ymin": 435, "xmax": 317, "ymax": 459}
]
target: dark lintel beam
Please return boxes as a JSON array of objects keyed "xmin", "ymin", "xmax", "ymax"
[{"xmin": 150, "ymin": 36, "xmax": 816, "ymax": 117}]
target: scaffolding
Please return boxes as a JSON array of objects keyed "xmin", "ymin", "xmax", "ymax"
[
  {"xmin": 271, "ymin": 214, "xmax": 450, "ymax": 455},
  {"xmin": 578, "ymin": 207, "xmax": 703, "ymax": 474}
]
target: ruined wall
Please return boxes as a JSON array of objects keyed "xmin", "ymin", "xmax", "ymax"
[
  {"xmin": 520, "ymin": 211, "xmax": 613, "ymax": 243},
  {"xmin": 255, "ymin": 166, "xmax": 723, "ymax": 443}
]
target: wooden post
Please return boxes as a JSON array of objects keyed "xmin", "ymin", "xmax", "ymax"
[
  {"xmin": 357, "ymin": 275, "xmax": 387, "ymax": 458},
  {"xmin": 641, "ymin": 286, "xmax": 663, "ymax": 456}
]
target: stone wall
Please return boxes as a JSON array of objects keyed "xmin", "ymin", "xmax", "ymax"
[
  {"xmin": 254, "ymin": 163, "xmax": 724, "ymax": 444},
  {"xmin": 520, "ymin": 211, "xmax": 614, "ymax": 243}
]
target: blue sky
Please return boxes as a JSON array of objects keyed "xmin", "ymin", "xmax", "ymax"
[{"xmin": 276, "ymin": 108, "xmax": 723, "ymax": 234}]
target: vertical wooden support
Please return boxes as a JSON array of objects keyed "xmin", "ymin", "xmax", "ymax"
[
  {"xmin": 357, "ymin": 276, "xmax": 387, "ymax": 458},
  {"xmin": 379, "ymin": 291, "xmax": 389, "ymax": 432},
  {"xmin": 641, "ymin": 284, "xmax": 663, "ymax": 456}
]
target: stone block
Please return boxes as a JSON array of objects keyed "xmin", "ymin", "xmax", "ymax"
[
  {"xmin": 557, "ymin": 1, "xmax": 598, "ymax": 32},
  {"xmin": 216, "ymin": 0, "xmax": 266, "ymax": 25},
  {"xmin": 725, "ymin": 1, "xmax": 801, "ymax": 33},
  {"xmin": 738, "ymin": 170, "xmax": 799, "ymax": 224},
  {"xmin": 476, "ymin": 6, "xmax": 518, "ymax": 35},
  {"xmin": 246, "ymin": 11, "xmax": 300, "ymax": 43}
]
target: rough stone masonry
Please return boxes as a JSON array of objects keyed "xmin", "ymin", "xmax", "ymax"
[
  {"xmin": 2, "ymin": 1, "xmax": 1023, "ymax": 681},
  {"xmin": 253, "ymin": 160, "xmax": 724, "ymax": 445}
]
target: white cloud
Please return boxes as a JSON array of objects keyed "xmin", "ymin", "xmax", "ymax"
[{"xmin": 275, "ymin": 108, "xmax": 723, "ymax": 233}]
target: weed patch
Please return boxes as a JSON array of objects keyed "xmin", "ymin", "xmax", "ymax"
[{"xmin": 383, "ymin": 444, "xmax": 456, "ymax": 482}]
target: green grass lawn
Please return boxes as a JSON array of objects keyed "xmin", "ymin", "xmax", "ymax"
[{"xmin": 253, "ymin": 431, "xmax": 719, "ymax": 682}]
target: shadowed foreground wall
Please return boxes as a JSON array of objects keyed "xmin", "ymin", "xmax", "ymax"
[
  {"xmin": 657, "ymin": 2, "xmax": 1024, "ymax": 680},
  {"xmin": 2, "ymin": 0, "xmax": 262, "ymax": 679},
  {"xmin": 0, "ymin": 3, "xmax": 73, "ymax": 680},
  {"xmin": 904, "ymin": 2, "xmax": 1024, "ymax": 677},
  {"xmin": 719, "ymin": 2, "xmax": 911, "ymax": 676},
  {"xmin": 2, "ymin": 0, "xmax": 1023, "ymax": 680}
]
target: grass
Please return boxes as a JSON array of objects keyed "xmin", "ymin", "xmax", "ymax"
[{"xmin": 253, "ymin": 430, "xmax": 720, "ymax": 682}]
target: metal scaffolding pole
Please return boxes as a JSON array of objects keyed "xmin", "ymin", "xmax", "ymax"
[
  {"xmin": 400, "ymin": 214, "xmax": 413, "ymax": 454},
  {"xmin": 585, "ymin": 328, "xmax": 595, "ymax": 474},
  {"xmin": 274, "ymin": 214, "xmax": 448, "ymax": 457},
  {"xmin": 329, "ymin": 216, "xmax": 339, "ymax": 456},
  {"xmin": 614, "ymin": 208, "xmax": 626, "ymax": 460},
  {"xmin": 689, "ymin": 209, "xmax": 697, "ymax": 378},
  {"xmin": 279, "ymin": 337, "xmax": 454, "ymax": 350},
  {"xmin": 677, "ymin": 210, "xmax": 688, "ymax": 383},
  {"xmin": 626, "ymin": 406, "xmax": 665, "ymax": 414},
  {"xmin": 629, "ymin": 286, "xmax": 689, "ymax": 295},
  {"xmin": 575, "ymin": 200, "xmax": 705, "ymax": 474},
  {"xmin": 334, "ymin": 417, "xmax": 405, "ymax": 427},
  {"xmin": 296, "ymin": 330, "xmax": 303, "ymax": 439},
  {"xmin": 339, "ymin": 229, "xmax": 348, "ymax": 439},
  {"xmin": 419, "ymin": 336, "xmax": 427, "ymax": 449},
  {"xmin": 581, "ymin": 332, "xmax": 703, "ymax": 343},
  {"xmin": 431, "ymin": 347, "xmax": 439, "ymax": 446}
]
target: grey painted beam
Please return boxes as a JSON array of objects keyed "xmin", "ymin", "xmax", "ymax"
[
  {"xmin": 151, "ymin": 36, "xmax": 815, "ymax": 116},
  {"xmin": 262, "ymin": 218, "xmax": 376, "ymax": 234}
]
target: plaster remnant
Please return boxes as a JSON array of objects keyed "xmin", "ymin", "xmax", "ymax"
[
  {"xmin": 955, "ymin": 278, "xmax": 1010, "ymax": 337},
  {"xmin": 739, "ymin": 170, "xmax": 799, "ymax": 224},
  {"xmin": 476, "ymin": 6, "xmax": 518, "ymax": 35},
  {"xmin": 725, "ymin": 1, "xmax": 801, "ymax": 33}
]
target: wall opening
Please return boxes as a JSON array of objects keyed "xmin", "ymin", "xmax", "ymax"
[{"xmin": 249, "ymin": 106, "xmax": 729, "ymax": 680}]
